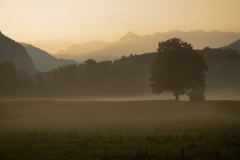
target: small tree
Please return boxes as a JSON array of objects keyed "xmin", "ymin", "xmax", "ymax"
[{"xmin": 149, "ymin": 38, "xmax": 208, "ymax": 100}]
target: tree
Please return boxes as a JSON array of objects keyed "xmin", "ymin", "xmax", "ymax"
[
  {"xmin": 149, "ymin": 38, "xmax": 208, "ymax": 100},
  {"xmin": 0, "ymin": 61, "xmax": 34, "ymax": 97}
]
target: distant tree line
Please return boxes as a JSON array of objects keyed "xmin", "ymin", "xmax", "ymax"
[
  {"xmin": 44, "ymin": 59, "xmax": 148, "ymax": 98},
  {"xmin": 199, "ymin": 47, "xmax": 240, "ymax": 90},
  {"xmin": 0, "ymin": 47, "xmax": 240, "ymax": 98},
  {"xmin": 0, "ymin": 59, "xmax": 148, "ymax": 98}
]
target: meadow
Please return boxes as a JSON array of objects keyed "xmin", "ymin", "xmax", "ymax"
[{"xmin": 0, "ymin": 100, "xmax": 240, "ymax": 159}]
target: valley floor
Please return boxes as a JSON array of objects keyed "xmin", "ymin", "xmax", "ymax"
[{"xmin": 0, "ymin": 100, "xmax": 240, "ymax": 159}]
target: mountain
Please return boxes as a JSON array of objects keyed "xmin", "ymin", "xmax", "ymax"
[
  {"xmin": 0, "ymin": 32, "xmax": 37, "ymax": 74},
  {"xmin": 55, "ymin": 30, "xmax": 240, "ymax": 62},
  {"xmin": 119, "ymin": 31, "xmax": 140, "ymax": 41},
  {"xmin": 21, "ymin": 43, "xmax": 78, "ymax": 72},
  {"xmin": 221, "ymin": 39, "xmax": 240, "ymax": 51},
  {"xmin": 55, "ymin": 41, "xmax": 112, "ymax": 61}
]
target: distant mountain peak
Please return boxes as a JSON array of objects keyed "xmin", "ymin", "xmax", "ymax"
[
  {"xmin": 120, "ymin": 31, "xmax": 139, "ymax": 41},
  {"xmin": 126, "ymin": 31, "xmax": 138, "ymax": 36}
]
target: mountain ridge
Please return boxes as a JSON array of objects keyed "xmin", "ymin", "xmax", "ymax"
[
  {"xmin": 55, "ymin": 30, "xmax": 240, "ymax": 62},
  {"xmin": 56, "ymin": 40, "xmax": 113, "ymax": 55}
]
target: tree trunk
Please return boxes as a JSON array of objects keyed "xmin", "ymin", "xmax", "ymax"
[{"xmin": 175, "ymin": 94, "xmax": 179, "ymax": 101}]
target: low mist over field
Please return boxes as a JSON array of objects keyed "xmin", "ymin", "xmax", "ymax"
[{"xmin": 1, "ymin": 101, "xmax": 239, "ymax": 133}]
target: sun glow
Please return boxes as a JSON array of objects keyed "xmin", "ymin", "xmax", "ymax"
[{"xmin": 1, "ymin": 0, "xmax": 240, "ymax": 53}]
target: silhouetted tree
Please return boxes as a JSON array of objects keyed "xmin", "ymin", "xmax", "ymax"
[{"xmin": 149, "ymin": 38, "xmax": 208, "ymax": 100}]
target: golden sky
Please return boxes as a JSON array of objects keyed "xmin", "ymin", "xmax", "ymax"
[{"xmin": 1, "ymin": 0, "xmax": 240, "ymax": 53}]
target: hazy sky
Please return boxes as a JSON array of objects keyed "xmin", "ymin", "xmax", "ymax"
[{"xmin": 1, "ymin": 0, "xmax": 240, "ymax": 53}]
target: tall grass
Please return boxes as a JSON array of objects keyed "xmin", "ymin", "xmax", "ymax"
[{"xmin": 0, "ymin": 127, "xmax": 240, "ymax": 160}]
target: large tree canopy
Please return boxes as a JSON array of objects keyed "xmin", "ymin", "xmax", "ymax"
[{"xmin": 149, "ymin": 38, "xmax": 208, "ymax": 100}]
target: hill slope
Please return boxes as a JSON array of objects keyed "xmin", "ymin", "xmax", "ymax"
[
  {"xmin": 0, "ymin": 32, "xmax": 37, "ymax": 74},
  {"xmin": 21, "ymin": 43, "xmax": 78, "ymax": 72},
  {"xmin": 221, "ymin": 39, "xmax": 240, "ymax": 51}
]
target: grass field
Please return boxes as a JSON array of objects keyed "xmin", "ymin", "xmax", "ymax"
[{"xmin": 0, "ymin": 100, "xmax": 240, "ymax": 159}]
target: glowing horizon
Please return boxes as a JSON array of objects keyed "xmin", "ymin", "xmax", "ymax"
[{"xmin": 1, "ymin": 0, "xmax": 240, "ymax": 53}]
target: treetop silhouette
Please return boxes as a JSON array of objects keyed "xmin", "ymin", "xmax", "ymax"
[{"xmin": 149, "ymin": 38, "xmax": 208, "ymax": 100}]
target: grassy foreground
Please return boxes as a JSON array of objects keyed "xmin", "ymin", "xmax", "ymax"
[
  {"xmin": 0, "ymin": 100, "xmax": 240, "ymax": 159},
  {"xmin": 0, "ymin": 128, "xmax": 240, "ymax": 160}
]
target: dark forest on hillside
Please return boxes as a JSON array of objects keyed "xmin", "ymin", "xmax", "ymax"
[
  {"xmin": 1, "ymin": 31, "xmax": 240, "ymax": 99},
  {"xmin": 0, "ymin": 33, "xmax": 37, "ymax": 74}
]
